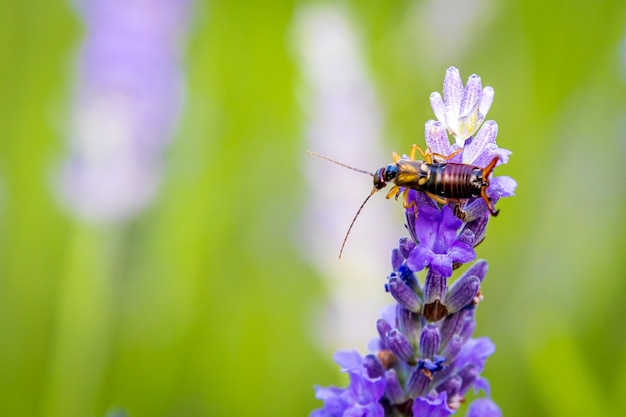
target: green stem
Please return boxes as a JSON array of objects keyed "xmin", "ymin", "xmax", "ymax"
[{"xmin": 40, "ymin": 222, "xmax": 120, "ymax": 417}]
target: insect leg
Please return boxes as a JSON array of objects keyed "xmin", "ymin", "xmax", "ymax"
[
  {"xmin": 481, "ymin": 188, "xmax": 499, "ymax": 216},
  {"xmin": 402, "ymin": 189, "xmax": 417, "ymax": 210},
  {"xmin": 428, "ymin": 148, "xmax": 463, "ymax": 163},
  {"xmin": 426, "ymin": 192, "xmax": 449, "ymax": 205},
  {"xmin": 445, "ymin": 148, "xmax": 463, "ymax": 159},
  {"xmin": 412, "ymin": 144, "xmax": 463, "ymax": 164},
  {"xmin": 385, "ymin": 185, "xmax": 402, "ymax": 200},
  {"xmin": 482, "ymin": 156, "xmax": 500, "ymax": 177},
  {"xmin": 410, "ymin": 144, "xmax": 433, "ymax": 163},
  {"xmin": 480, "ymin": 156, "xmax": 500, "ymax": 216}
]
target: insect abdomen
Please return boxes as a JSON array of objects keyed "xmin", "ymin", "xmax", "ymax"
[{"xmin": 427, "ymin": 163, "xmax": 482, "ymax": 199}]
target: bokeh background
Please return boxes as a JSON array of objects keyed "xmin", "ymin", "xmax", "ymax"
[{"xmin": 1, "ymin": 0, "xmax": 626, "ymax": 416}]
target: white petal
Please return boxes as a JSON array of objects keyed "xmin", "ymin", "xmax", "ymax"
[
  {"xmin": 430, "ymin": 92, "xmax": 446, "ymax": 124},
  {"xmin": 457, "ymin": 98, "xmax": 482, "ymax": 140},
  {"xmin": 424, "ymin": 120, "xmax": 452, "ymax": 156},
  {"xmin": 443, "ymin": 67, "xmax": 463, "ymax": 114},
  {"xmin": 479, "ymin": 86, "xmax": 494, "ymax": 119},
  {"xmin": 444, "ymin": 104, "xmax": 460, "ymax": 136},
  {"xmin": 459, "ymin": 74, "xmax": 482, "ymax": 116}
]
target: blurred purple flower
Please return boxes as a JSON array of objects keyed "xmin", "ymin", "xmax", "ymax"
[
  {"xmin": 58, "ymin": 0, "xmax": 191, "ymax": 221},
  {"xmin": 466, "ymin": 398, "xmax": 502, "ymax": 417},
  {"xmin": 296, "ymin": 4, "xmax": 395, "ymax": 351}
]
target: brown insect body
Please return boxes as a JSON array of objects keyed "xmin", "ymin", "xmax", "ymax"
[
  {"xmin": 398, "ymin": 160, "xmax": 486, "ymax": 200},
  {"xmin": 374, "ymin": 153, "xmax": 500, "ymax": 217}
]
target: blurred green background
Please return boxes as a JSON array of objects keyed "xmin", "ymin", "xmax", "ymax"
[{"xmin": 1, "ymin": 0, "xmax": 626, "ymax": 416}]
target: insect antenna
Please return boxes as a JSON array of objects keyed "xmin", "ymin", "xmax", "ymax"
[
  {"xmin": 339, "ymin": 187, "xmax": 378, "ymax": 259},
  {"xmin": 307, "ymin": 150, "xmax": 379, "ymax": 258},
  {"xmin": 307, "ymin": 150, "xmax": 374, "ymax": 176}
]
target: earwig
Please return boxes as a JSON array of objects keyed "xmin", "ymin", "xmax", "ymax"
[
  {"xmin": 376, "ymin": 145, "xmax": 500, "ymax": 216},
  {"xmin": 308, "ymin": 145, "xmax": 501, "ymax": 258}
]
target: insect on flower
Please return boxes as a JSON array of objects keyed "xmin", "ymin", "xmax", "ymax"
[{"xmin": 308, "ymin": 145, "xmax": 500, "ymax": 258}]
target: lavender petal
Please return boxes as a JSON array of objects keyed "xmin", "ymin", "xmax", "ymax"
[
  {"xmin": 397, "ymin": 304, "xmax": 423, "ymax": 345},
  {"xmin": 384, "ymin": 369, "xmax": 406, "ymax": 405},
  {"xmin": 423, "ymin": 270, "xmax": 448, "ymax": 305},
  {"xmin": 425, "ymin": 120, "xmax": 452, "ymax": 156},
  {"xmin": 430, "ymin": 92, "xmax": 446, "ymax": 126},
  {"xmin": 478, "ymin": 86, "xmax": 495, "ymax": 120},
  {"xmin": 388, "ymin": 275, "xmax": 422, "ymax": 313},
  {"xmin": 419, "ymin": 324, "xmax": 441, "ymax": 359},
  {"xmin": 466, "ymin": 398, "xmax": 502, "ymax": 417},
  {"xmin": 462, "ymin": 121, "xmax": 498, "ymax": 165},
  {"xmin": 411, "ymin": 391, "xmax": 453, "ymax": 417},
  {"xmin": 445, "ymin": 275, "xmax": 480, "ymax": 314},
  {"xmin": 459, "ymin": 74, "xmax": 483, "ymax": 117},
  {"xmin": 406, "ymin": 367, "xmax": 432, "ymax": 398},
  {"xmin": 387, "ymin": 329, "xmax": 415, "ymax": 363}
]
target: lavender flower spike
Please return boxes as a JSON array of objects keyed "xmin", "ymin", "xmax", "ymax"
[
  {"xmin": 58, "ymin": 0, "xmax": 191, "ymax": 222},
  {"xmin": 311, "ymin": 67, "xmax": 513, "ymax": 416}
]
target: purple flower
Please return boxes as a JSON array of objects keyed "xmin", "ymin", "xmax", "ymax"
[
  {"xmin": 422, "ymin": 120, "xmax": 516, "ymax": 217},
  {"xmin": 406, "ymin": 206, "xmax": 476, "ymax": 277},
  {"xmin": 313, "ymin": 288, "xmax": 499, "ymax": 417},
  {"xmin": 58, "ymin": 0, "xmax": 191, "ymax": 222},
  {"xmin": 453, "ymin": 337, "xmax": 495, "ymax": 394},
  {"xmin": 313, "ymin": 248, "xmax": 497, "ymax": 416},
  {"xmin": 461, "ymin": 175, "xmax": 517, "ymax": 223},
  {"xmin": 311, "ymin": 351, "xmax": 386, "ymax": 417},
  {"xmin": 412, "ymin": 392, "xmax": 453, "ymax": 417},
  {"xmin": 422, "ymin": 66, "xmax": 516, "ymax": 220},
  {"xmin": 429, "ymin": 67, "xmax": 494, "ymax": 146},
  {"xmin": 466, "ymin": 398, "xmax": 502, "ymax": 417},
  {"xmin": 311, "ymin": 67, "xmax": 507, "ymax": 416}
]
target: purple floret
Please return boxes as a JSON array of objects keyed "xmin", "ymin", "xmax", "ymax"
[
  {"xmin": 412, "ymin": 392, "xmax": 453, "ymax": 417},
  {"xmin": 311, "ymin": 351, "xmax": 386, "ymax": 417},
  {"xmin": 406, "ymin": 206, "xmax": 476, "ymax": 277}
]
